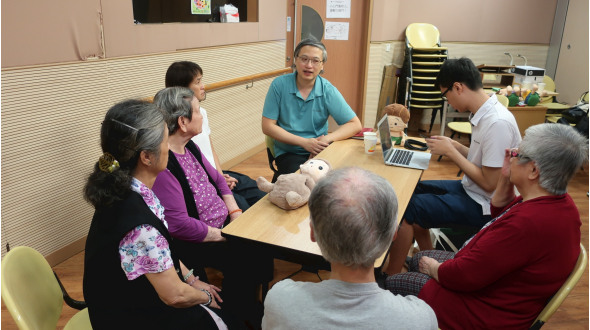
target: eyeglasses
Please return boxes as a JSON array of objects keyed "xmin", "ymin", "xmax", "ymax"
[
  {"xmin": 510, "ymin": 148, "xmax": 530, "ymax": 160},
  {"xmin": 297, "ymin": 56, "xmax": 323, "ymax": 67},
  {"xmin": 440, "ymin": 83, "xmax": 456, "ymax": 101}
]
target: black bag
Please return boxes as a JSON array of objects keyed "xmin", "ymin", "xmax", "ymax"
[
  {"xmin": 575, "ymin": 116, "xmax": 589, "ymax": 138},
  {"xmin": 561, "ymin": 106, "xmax": 588, "ymax": 125}
]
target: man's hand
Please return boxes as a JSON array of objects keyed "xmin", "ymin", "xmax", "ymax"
[
  {"xmin": 302, "ymin": 136, "xmax": 330, "ymax": 155},
  {"xmin": 426, "ymin": 136, "xmax": 456, "ymax": 156},
  {"xmin": 191, "ymin": 280, "xmax": 223, "ymax": 308},
  {"xmin": 223, "ymin": 174, "xmax": 238, "ymax": 190}
]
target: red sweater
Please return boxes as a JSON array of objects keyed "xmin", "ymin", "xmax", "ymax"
[{"xmin": 419, "ymin": 194, "xmax": 581, "ymax": 330}]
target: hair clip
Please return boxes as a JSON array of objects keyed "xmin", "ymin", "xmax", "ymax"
[
  {"xmin": 111, "ymin": 119, "xmax": 139, "ymax": 132},
  {"xmin": 99, "ymin": 152, "xmax": 120, "ymax": 173}
]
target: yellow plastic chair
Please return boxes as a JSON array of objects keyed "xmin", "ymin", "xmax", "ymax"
[
  {"xmin": 1, "ymin": 246, "xmax": 93, "ymax": 330},
  {"xmin": 530, "ymin": 244, "xmax": 588, "ymax": 329},
  {"xmin": 540, "ymin": 76, "xmax": 570, "ymax": 110},
  {"xmin": 265, "ymin": 135, "xmax": 280, "ymax": 182},
  {"xmin": 497, "ymin": 94, "xmax": 509, "ymax": 108},
  {"xmin": 405, "ymin": 23, "xmax": 447, "ymax": 50}
]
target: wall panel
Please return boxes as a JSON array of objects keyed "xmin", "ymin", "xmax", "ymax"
[{"xmin": 1, "ymin": 40, "xmax": 286, "ymax": 261}]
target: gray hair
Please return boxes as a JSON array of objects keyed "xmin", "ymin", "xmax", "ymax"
[
  {"xmin": 292, "ymin": 38, "xmax": 328, "ymax": 73},
  {"xmin": 153, "ymin": 87, "xmax": 194, "ymax": 135},
  {"xmin": 101, "ymin": 100, "xmax": 166, "ymax": 166},
  {"xmin": 519, "ymin": 123, "xmax": 588, "ymax": 195},
  {"xmin": 308, "ymin": 167, "xmax": 399, "ymax": 268}
]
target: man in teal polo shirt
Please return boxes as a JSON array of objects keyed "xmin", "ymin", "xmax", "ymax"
[{"xmin": 262, "ymin": 38, "xmax": 362, "ymax": 181}]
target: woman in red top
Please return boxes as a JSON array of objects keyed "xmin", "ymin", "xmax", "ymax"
[{"xmin": 386, "ymin": 123, "xmax": 588, "ymax": 329}]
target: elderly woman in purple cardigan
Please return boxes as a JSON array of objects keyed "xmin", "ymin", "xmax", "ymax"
[{"xmin": 152, "ymin": 87, "xmax": 271, "ymax": 327}]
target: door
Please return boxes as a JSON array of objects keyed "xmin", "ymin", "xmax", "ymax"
[
  {"xmin": 554, "ymin": 0, "xmax": 589, "ymax": 104},
  {"xmin": 294, "ymin": 0, "xmax": 370, "ymax": 125},
  {"xmin": 286, "ymin": 0, "xmax": 295, "ymax": 68}
]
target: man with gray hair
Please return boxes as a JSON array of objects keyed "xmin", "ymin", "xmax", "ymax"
[{"xmin": 262, "ymin": 167, "xmax": 438, "ymax": 330}]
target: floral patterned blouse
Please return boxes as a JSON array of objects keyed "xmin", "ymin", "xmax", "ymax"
[{"xmin": 118, "ymin": 178, "xmax": 173, "ymax": 280}]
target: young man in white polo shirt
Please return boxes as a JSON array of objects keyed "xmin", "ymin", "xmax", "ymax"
[{"xmin": 385, "ymin": 58, "xmax": 521, "ymax": 275}]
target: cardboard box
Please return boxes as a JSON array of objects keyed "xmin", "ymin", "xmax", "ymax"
[
  {"xmin": 374, "ymin": 64, "xmax": 399, "ymax": 127},
  {"xmin": 510, "ymin": 66, "xmax": 545, "ymax": 86}
]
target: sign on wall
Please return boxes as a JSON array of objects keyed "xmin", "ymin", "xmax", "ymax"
[
  {"xmin": 326, "ymin": 0, "xmax": 350, "ymax": 18},
  {"xmin": 192, "ymin": 0, "xmax": 211, "ymax": 15}
]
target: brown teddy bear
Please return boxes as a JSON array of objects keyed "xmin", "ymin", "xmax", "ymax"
[{"xmin": 256, "ymin": 158, "xmax": 332, "ymax": 210}]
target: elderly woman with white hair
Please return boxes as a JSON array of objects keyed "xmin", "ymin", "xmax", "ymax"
[
  {"xmin": 262, "ymin": 167, "xmax": 438, "ymax": 330},
  {"xmin": 386, "ymin": 123, "xmax": 588, "ymax": 330}
]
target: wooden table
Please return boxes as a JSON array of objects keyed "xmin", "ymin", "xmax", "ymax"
[
  {"xmin": 222, "ymin": 139, "xmax": 426, "ymax": 271},
  {"xmin": 508, "ymin": 105, "xmax": 548, "ymax": 137}
]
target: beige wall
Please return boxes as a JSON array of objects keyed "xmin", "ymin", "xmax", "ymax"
[
  {"xmin": 1, "ymin": 40, "xmax": 285, "ymax": 263},
  {"xmin": 371, "ymin": 0, "xmax": 557, "ymax": 43},
  {"xmin": 2, "ymin": 0, "xmax": 286, "ymax": 68},
  {"xmin": 554, "ymin": 0, "xmax": 589, "ymax": 105}
]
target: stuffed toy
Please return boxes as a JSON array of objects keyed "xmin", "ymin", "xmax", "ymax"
[
  {"xmin": 526, "ymin": 84, "xmax": 541, "ymax": 106},
  {"xmin": 256, "ymin": 158, "xmax": 332, "ymax": 210},
  {"xmin": 381, "ymin": 104, "xmax": 410, "ymax": 146},
  {"xmin": 508, "ymin": 85, "xmax": 520, "ymax": 107}
]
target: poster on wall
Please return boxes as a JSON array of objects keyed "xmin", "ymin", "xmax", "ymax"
[
  {"xmin": 192, "ymin": 0, "xmax": 211, "ymax": 15},
  {"xmin": 325, "ymin": 22, "xmax": 349, "ymax": 40},
  {"xmin": 326, "ymin": 0, "xmax": 351, "ymax": 18}
]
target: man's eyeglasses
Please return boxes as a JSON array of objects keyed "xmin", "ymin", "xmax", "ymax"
[
  {"xmin": 440, "ymin": 84, "xmax": 455, "ymax": 101},
  {"xmin": 297, "ymin": 56, "xmax": 323, "ymax": 67}
]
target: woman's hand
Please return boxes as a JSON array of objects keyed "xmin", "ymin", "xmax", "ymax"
[
  {"xmin": 204, "ymin": 227, "xmax": 226, "ymax": 242},
  {"xmin": 229, "ymin": 210, "xmax": 242, "ymax": 222},
  {"xmin": 302, "ymin": 136, "xmax": 330, "ymax": 155},
  {"xmin": 501, "ymin": 148, "xmax": 512, "ymax": 180},
  {"xmin": 418, "ymin": 256, "xmax": 441, "ymax": 281},
  {"xmin": 223, "ymin": 174, "xmax": 238, "ymax": 190},
  {"xmin": 191, "ymin": 280, "xmax": 223, "ymax": 309}
]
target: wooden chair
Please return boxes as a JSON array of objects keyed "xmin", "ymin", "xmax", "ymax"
[
  {"xmin": 1, "ymin": 246, "xmax": 93, "ymax": 330},
  {"xmin": 529, "ymin": 244, "xmax": 588, "ymax": 329}
]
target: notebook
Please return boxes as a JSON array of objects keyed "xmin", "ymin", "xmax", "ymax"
[{"xmin": 377, "ymin": 114, "xmax": 431, "ymax": 170}]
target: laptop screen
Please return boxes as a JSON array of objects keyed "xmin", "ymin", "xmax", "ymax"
[{"xmin": 378, "ymin": 115, "xmax": 392, "ymax": 161}]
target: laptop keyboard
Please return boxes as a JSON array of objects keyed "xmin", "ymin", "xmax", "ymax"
[{"xmin": 387, "ymin": 149, "xmax": 414, "ymax": 166}]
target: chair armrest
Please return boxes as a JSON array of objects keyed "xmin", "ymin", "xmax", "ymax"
[{"xmin": 54, "ymin": 272, "xmax": 87, "ymax": 310}]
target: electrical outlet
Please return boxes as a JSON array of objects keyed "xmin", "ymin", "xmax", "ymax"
[{"xmin": 386, "ymin": 44, "xmax": 391, "ymax": 52}]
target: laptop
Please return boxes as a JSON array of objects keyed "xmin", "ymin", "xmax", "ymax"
[{"xmin": 377, "ymin": 114, "xmax": 431, "ymax": 170}]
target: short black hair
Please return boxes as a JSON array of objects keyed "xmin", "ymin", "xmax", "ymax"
[
  {"xmin": 435, "ymin": 58, "xmax": 483, "ymax": 91},
  {"xmin": 165, "ymin": 61, "xmax": 203, "ymax": 88}
]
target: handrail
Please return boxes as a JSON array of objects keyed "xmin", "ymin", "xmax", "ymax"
[
  {"xmin": 204, "ymin": 67, "xmax": 291, "ymax": 91},
  {"xmin": 143, "ymin": 67, "xmax": 291, "ymax": 103}
]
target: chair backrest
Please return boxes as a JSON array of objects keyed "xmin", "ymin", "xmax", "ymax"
[
  {"xmin": 64, "ymin": 308, "xmax": 93, "ymax": 330},
  {"xmin": 497, "ymin": 94, "xmax": 509, "ymax": 108},
  {"xmin": 531, "ymin": 243, "xmax": 588, "ymax": 328},
  {"xmin": 1, "ymin": 246, "xmax": 64, "ymax": 330},
  {"xmin": 405, "ymin": 23, "xmax": 441, "ymax": 48},
  {"xmin": 265, "ymin": 135, "xmax": 275, "ymax": 158},
  {"xmin": 540, "ymin": 75, "xmax": 557, "ymax": 104}
]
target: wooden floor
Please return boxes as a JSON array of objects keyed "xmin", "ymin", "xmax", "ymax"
[{"xmin": 2, "ymin": 131, "xmax": 589, "ymax": 330}]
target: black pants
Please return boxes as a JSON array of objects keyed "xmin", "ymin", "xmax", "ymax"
[
  {"xmin": 273, "ymin": 152, "xmax": 310, "ymax": 182},
  {"xmin": 223, "ymin": 170, "xmax": 267, "ymax": 211}
]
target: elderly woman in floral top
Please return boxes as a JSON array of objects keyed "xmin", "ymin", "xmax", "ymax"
[
  {"xmin": 152, "ymin": 87, "xmax": 272, "ymax": 327},
  {"xmin": 83, "ymin": 99, "xmax": 245, "ymax": 329}
]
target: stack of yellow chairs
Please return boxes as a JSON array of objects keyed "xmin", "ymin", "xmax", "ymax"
[{"xmin": 399, "ymin": 23, "xmax": 448, "ymax": 132}]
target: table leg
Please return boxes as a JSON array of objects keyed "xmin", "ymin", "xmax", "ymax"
[{"xmin": 440, "ymin": 100, "xmax": 448, "ymax": 136}]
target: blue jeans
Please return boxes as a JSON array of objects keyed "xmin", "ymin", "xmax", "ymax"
[{"xmin": 403, "ymin": 180, "xmax": 491, "ymax": 230}]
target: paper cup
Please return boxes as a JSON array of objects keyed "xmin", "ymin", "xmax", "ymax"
[
  {"xmin": 364, "ymin": 136, "xmax": 377, "ymax": 154},
  {"xmin": 537, "ymin": 83, "xmax": 546, "ymax": 94}
]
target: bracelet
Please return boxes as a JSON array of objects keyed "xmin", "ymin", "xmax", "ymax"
[
  {"xmin": 187, "ymin": 276, "xmax": 199, "ymax": 286},
  {"xmin": 183, "ymin": 269, "xmax": 194, "ymax": 282},
  {"xmin": 199, "ymin": 288, "xmax": 212, "ymax": 306},
  {"xmin": 228, "ymin": 209, "xmax": 242, "ymax": 216}
]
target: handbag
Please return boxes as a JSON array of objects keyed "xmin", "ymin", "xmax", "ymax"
[{"xmin": 561, "ymin": 105, "xmax": 588, "ymax": 125}]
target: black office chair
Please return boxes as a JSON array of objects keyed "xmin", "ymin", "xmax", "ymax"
[{"xmin": 266, "ymin": 135, "xmax": 280, "ymax": 183}]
